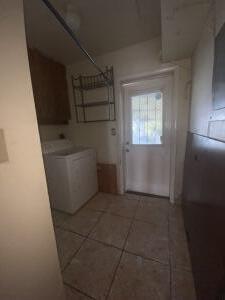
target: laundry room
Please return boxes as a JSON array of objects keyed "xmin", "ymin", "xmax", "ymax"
[
  {"xmin": 22, "ymin": 1, "xmax": 193, "ymax": 298},
  {"xmin": 24, "ymin": 0, "xmax": 191, "ymax": 200},
  {"xmin": 24, "ymin": 0, "xmax": 119, "ymax": 197},
  {"xmin": 21, "ymin": 1, "xmax": 193, "ymax": 298},
  {"xmin": 2, "ymin": 0, "xmax": 216, "ymax": 299}
]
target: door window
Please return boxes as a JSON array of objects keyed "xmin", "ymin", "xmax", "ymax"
[{"xmin": 131, "ymin": 91, "xmax": 163, "ymax": 145}]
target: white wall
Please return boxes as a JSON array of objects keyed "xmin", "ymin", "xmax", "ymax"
[
  {"xmin": 67, "ymin": 39, "xmax": 163, "ymax": 164},
  {"xmin": 189, "ymin": 5, "xmax": 214, "ymax": 135},
  {"xmin": 66, "ymin": 38, "xmax": 191, "ymax": 200},
  {"xmin": 65, "ymin": 39, "xmax": 148, "ymax": 163},
  {"xmin": 190, "ymin": 0, "xmax": 225, "ymax": 137},
  {"xmin": 39, "ymin": 125, "xmax": 69, "ymax": 141},
  {"xmin": 0, "ymin": 1, "xmax": 64, "ymax": 299}
]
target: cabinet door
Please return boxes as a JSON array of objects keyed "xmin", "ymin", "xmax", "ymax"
[
  {"xmin": 29, "ymin": 50, "xmax": 46, "ymax": 123},
  {"xmin": 51, "ymin": 61, "xmax": 71, "ymax": 124},
  {"xmin": 28, "ymin": 48, "xmax": 70, "ymax": 124}
]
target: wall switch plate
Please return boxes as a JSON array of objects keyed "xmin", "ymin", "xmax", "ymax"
[{"xmin": 0, "ymin": 129, "xmax": 9, "ymax": 163}]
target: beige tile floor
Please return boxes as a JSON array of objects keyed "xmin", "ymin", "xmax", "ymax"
[{"xmin": 52, "ymin": 193, "xmax": 197, "ymax": 300}]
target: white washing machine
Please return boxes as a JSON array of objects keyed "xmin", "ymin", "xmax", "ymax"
[{"xmin": 42, "ymin": 139, "xmax": 98, "ymax": 214}]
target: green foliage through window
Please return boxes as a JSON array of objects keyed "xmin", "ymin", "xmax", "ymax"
[{"xmin": 131, "ymin": 92, "xmax": 163, "ymax": 145}]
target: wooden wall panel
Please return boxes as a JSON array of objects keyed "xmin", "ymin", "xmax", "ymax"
[
  {"xmin": 97, "ymin": 163, "xmax": 117, "ymax": 194},
  {"xmin": 183, "ymin": 132, "xmax": 225, "ymax": 299}
]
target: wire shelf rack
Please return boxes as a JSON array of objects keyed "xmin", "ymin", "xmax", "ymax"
[{"xmin": 72, "ymin": 66, "xmax": 115, "ymax": 123}]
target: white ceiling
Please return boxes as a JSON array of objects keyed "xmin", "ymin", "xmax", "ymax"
[
  {"xmin": 161, "ymin": 0, "xmax": 212, "ymax": 62},
  {"xmin": 24, "ymin": 0, "xmax": 161, "ymax": 65}
]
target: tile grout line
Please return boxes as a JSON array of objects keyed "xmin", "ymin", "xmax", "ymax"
[
  {"xmin": 62, "ymin": 211, "xmax": 105, "ymax": 273},
  {"xmin": 123, "ymin": 249, "xmax": 170, "ymax": 267},
  {"xmin": 86, "ymin": 210, "xmax": 107, "ymax": 238},
  {"xmin": 89, "ymin": 209, "xmax": 136, "ymax": 220},
  {"xmin": 105, "ymin": 247, "xmax": 124, "ymax": 299},
  {"xmin": 58, "ymin": 201, "xmax": 172, "ymax": 262},
  {"xmin": 56, "ymin": 226, "xmax": 87, "ymax": 239},
  {"xmin": 61, "ymin": 199, "xmax": 122, "ymax": 299},
  {"xmin": 61, "ymin": 237, "xmax": 95, "ymax": 297},
  {"xmin": 59, "ymin": 224, "xmax": 171, "ymax": 267},
  {"xmin": 105, "ymin": 197, "xmax": 141, "ymax": 300},
  {"xmin": 64, "ymin": 282, "xmax": 96, "ymax": 300},
  {"xmin": 168, "ymin": 205, "xmax": 198, "ymax": 299},
  {"xmin": 56, "ymin": 194, "xmax": 171, "ymax": 299},
  {"xmin": 61, "ymin": 210, "xmax": 108, "ymax": 299},
  {"xmin": 61, "ymin": 234, "xmax": 87, "ymax": 273},
  {"xmin": 85, "ymin": 202, "xmax": 171, "ymax": 225},
  {"xmin": 58, "ymin": 224, "xmax": 171, "ymax": 267}
]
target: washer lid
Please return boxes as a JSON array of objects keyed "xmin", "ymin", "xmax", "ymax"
[
  {"xmin": 53, "ymin": 146, "xmax": 90, "ymax": 157},
  {"xmin": 42, "ymin": 139, "xmax": 73, "ymax": 154}
]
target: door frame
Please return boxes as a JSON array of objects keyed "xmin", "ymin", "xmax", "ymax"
[{"xmin": 116, "ymin": 66, "xmax": 179, "ymax": 203}]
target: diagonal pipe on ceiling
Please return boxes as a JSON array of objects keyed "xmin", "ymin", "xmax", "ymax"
[{"xmin": 41, "ymin": 0, "xmax": 110, "ymax": 83}]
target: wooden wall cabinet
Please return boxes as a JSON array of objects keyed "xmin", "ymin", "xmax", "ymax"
[{"xmin": 28, "ymin": 48, "xmax": 70, "ymax": 125}]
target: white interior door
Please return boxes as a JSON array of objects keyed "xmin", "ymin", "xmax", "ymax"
[{"xmin": 124, "ymin": 75, "xmax": 173, "ymax": 197}]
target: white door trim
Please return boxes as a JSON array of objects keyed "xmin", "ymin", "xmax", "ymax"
[{"xmin": 115, "ymin": 66, "xmax": 179, "ymax": 204}]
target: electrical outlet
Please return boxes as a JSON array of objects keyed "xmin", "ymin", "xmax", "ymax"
[
  {"xmin": 111, "ymin": 128, "xmax": 116, "ymax": 136},
  {"xmin": 0, "ymin": 129, "xmax": 9, "ymax": 163}
]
